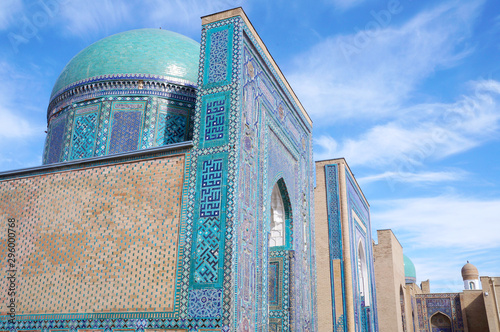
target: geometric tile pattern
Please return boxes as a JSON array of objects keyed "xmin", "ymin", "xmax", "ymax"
[
  {"xmin": 0, "ymin": 155, "xmax": 185, "ymax": 316},
  {"xmin": 43, "ymin": 77, "xmax": 195, "ymax": 164},
  {"xmin": 200, "ymin": 92, "xmax": 230, "ymax": 149},
  {"xmin": 269, "ymin": 318, "xmax": 283, "ymax": 332},
  {"xmin": 193, "ymin": 216, "xmax": 220, "ymax": 284},
  {"xmin": 324, "ymin": 164, "xmax": 345, "ymax": 332},
  {"xmin": 108, "ymin": 102, "xmax": 145, "ymax": 154},
  {"xmin": 345, "ymin": 170, "xmax": 378, "ymax": 332},
  {"xmin": 45, "ymin": 92, "xmax": 196, "ymax": 164},
  {"xmin": 191, "ymin": 158, "xmax": 225, "ymax": 287},
  {"xmin": 205, "ymin": 99, "xmax": 225, "ymax": 141},
  {"xmin": 188, "ymin": 289, "xmax": 223, "ymax": 318},
  {"xmin": 200, "ymin": 159, "xmax": 223, "ymax": 218},
  {"xmin": 325, "ymin": 164, "xmax": 342, "ymax": 260},
  {"xmin": 269, "ymin": 250, "xmax": 291, "ymax": 331},
  {"xmin": 207, "ymin": 28, "xmax": 229, "ymax": 85},
  {"xmin": 156, "ymin": 112, "xmax": 187, "ymax": 145},
  {"xmin": 70, "ymin": 112, "xmax": 98, "ymax": 160},
  {"xmin": 46, "ymin": 114, "xmax": 66, "ymax": 164},
  {"xmin": 231, "ymin": 23, "xmax": 316, "ymax": 331},
  {"xmin": 269, "ymin": 261, "xmax": 280, "ymax": 307}
]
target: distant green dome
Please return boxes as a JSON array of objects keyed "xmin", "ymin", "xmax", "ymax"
[
  {"xmin": 50, "ymin": 28, "xmax": 200, "ymax": 100},
  {"xmin": 404, "ymin": 254, "xmax": 417, "ymax": 283}
]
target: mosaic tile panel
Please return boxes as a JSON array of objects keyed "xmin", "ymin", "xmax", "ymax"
[
  {"xmin": 269, "ymin": 251, "xmax": 291, "ymax": 331},
  {"xmin": 269, "ymin": 318, "xmax": 283, "ymax": 332},
  {"xmin": 108, "ymin": 102, "xmax": 145, "ymax": 155},
  {"xmin": 200, "ymin": 92, "xmax": 230, "ymax": 149},
  {"xmin": 204, "ymin": 25, "xmax": 233, "ymax": 87},
  {"xmin": 0, "ymin": 155, "xmax": 185, "ymax": 316},
  {"xmin": 346, "ymin": 170, "xmax": 378, "ymax": 332},
  {"xmin": 70, "ymin": 112, "xmax": 98, "ymax": 160},
  {"xmin": 188, "ymin": 289, "xmax": 223, "ymax": 318},
  {"xmin": 190, "ymin": 157, "xmax": 227, "ymax": 288},
  {"xmin": 269, "ymin": 262, "xmax": 279, "ymax": 307},
  {"xmin": 156, "ymin": 113, "xmax": 187, "ymax": 145},
  {"xmin": 415, "ymin": 294, "xmax": 464, "ymax": 332},
  {"xmin": 230, "ymin": 21, "xmax": 317, "ymax": 331},
  {"xmin": 46, "ymin": 114, "xmax": 67, "ymax": 164}
]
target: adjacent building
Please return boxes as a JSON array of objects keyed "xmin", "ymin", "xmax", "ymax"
[
  {"xmin": 374, "ymin": 229, "xmax": 500, "ymax": 332},
  {"xmin": 315, "ymin": 159, "xmax": 378, "ymax": 332}
]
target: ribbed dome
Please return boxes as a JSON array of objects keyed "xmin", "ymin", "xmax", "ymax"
[
  {"xmin": 461, "ymin": 262, "xmax": 479, "ymax": 280},
  {"xmin": 50, "ymin": 29, "xmax": 200, "ymax": 100},
  {"xmin": 404, "ymin": 255, "xmax": 416, "ymax": 283}
]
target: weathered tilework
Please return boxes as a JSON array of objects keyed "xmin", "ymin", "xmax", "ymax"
[
  {"xmin": 269, "ymin": 250, "xmax": 291, "ymax": 331},
  {"xmin": 95, "ymin": 100, "xmax": 112, "ymax": 157},
  {"xmin": 188, "ymin": 289, "xmax": 223, "ymax": 318},
  {"xmin": 269, "ymin": 318, "xmax": 283, "ymax": 332},
  {"xmin": 190, "ymin": 157, "xmax": 226, "ymax": 288},
  {"xmin": 269, "ymin": 262, "xmax": 279, "ymax": 307},
  {"xmin": 155, "ymin": 104, "xmax": 190, "ymax": 146},
  {"xmin": 46, "ymin": 114, "xmax": 67, "ymax": 164},
  {"xmin": 0, "ymin": 155, "xmax": 185, "ymax": 316},
  {"xmin": 69, "ymin": 108, "xmax": 99, "ymax": 160},
  {"xmin": 200, "ymin": 92, "xmax": 230, "ymax": 148},
  {"xmin": 44, "ymin": 95, "xmax": 195, "ymax": 164},
  {"xmin": 108, "ymin": 102, "xmax": 145, "ymax": 154},
  {"xmin": 204, "ymin": 25, "xmax": 233, "ymax": 87},
  {"xmin": 415, "ymin": 294, "xmax": 464, "ymax": 332},
  {"xmin": 232, "ymin": 20, "xmax": 316, "ymax": 331},
  {"xmin": 426, "ymin": 298, "xmax": 452, "ymax": 317},
  {"xmin": 325, "ymin": 165, "xmax": 342, "ymax": 260},
  {"xmin": 346, "ymin": 171, "xmax": 379, "ymax": 332}
]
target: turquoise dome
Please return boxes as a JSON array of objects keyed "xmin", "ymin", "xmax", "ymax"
[
  {"xmin": 51, "ymin": 29, "xmax": 200, "ymax": 99},
  {"xmin": 404, "ymin": 255, "xmax": 417, "ymax": 283}
]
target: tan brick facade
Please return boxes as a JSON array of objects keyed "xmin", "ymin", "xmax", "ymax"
[{"xmin": 0, "ymin": 155, "xmax": 185, "ymax": 315}]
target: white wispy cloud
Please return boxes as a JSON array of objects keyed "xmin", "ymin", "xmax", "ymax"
[
  {"xmin": 358, "ymin": 169, "xmax": 466, "ymax": 185},
  {"xmin": 0, "ymin": 0, "xmax": 23, "ymax": 30},
  {"xmin": 143, "ymin": 0, "xmax": 245, "ymax": 33},
  {"xmin": 58, "ymin": 0, "xmax": 133, "ymax": 38},
  {"xmin": 289, "ymin": 0, "xmax": 484, "ymax": 122},
  {"xmin": 375, "ymin": 195, "xmax": 500, "ymax": 292},
  {"xmin": 0, "ymin": 61, "xmax": 46, "ymax": 172},
  {"xmin": 55, "ymin": 0, "xmax": 245, "ymax": 39},
  {"xmin": 0, "ymin": 62, "xmax": 43, "ymax": 140},
  {"xmin": 372, "ymin": 195, "xmax": 500, "ymax": 250},
  {"xmin": 315, "ymin": 79, "xmax": 500, "ymax": 166},
  {"xmin": 325, "ymin": 0, "xmax": 368, "ymax": 10}
]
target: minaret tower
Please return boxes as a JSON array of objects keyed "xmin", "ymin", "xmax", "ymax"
[{"xmin": 461, "ymin": 261, "xmax": 480, "ymax": 290}]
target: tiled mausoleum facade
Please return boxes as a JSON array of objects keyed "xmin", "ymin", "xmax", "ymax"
[
  {"xmin": 315, "ymin": 160, "xmax": 378, "ymax": 332},
  {"xmin": 0, "ymin": 8, "xmax": 328, "ymax": 332}
]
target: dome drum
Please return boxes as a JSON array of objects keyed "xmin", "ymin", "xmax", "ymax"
[
  {"xmin": 43, "ymin": 28, "xmax": 200, "ymax": 165},
  {"xmin": 47, "ymin": 77, "xmax": 197, "ymax": 124}
]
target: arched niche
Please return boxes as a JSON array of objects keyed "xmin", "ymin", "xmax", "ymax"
[
  {"xmin": 269, "ymin": 178, "xmax": 292, "ymax": 249},
  {"xmin": 357, "ymin": 241, "xmax": 370, "ymax": 306},
  {"xmin": 400, "ymin": 286, "xmax": 407, "ymax": 332},
  {"xmin": 430, "ymin": 312, "xmax": 452, "ymax": 332}
]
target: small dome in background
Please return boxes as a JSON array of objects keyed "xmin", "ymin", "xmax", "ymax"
[
  {"xmin": 404, "ymin": 254, "xmax": 416, "ymax": 284},
  {"xmin": 461, "ymin": 261, "xmax": 479, "ymax": 280}
]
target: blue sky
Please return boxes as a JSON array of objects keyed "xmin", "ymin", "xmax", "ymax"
[{"xmin": 1, "ymin": 0, "xmax": 499, "ymax": 292}]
